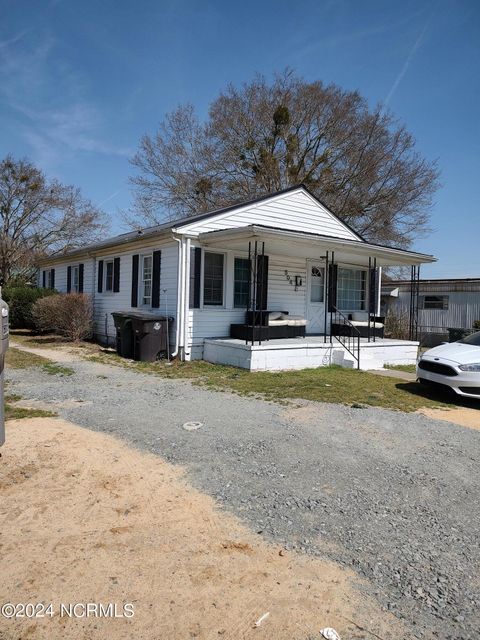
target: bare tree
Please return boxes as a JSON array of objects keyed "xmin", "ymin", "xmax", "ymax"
[
  {"xmin": 130, "ymin": 71, "xmax": 439, "ymax": 248},
  {"xmin": 0, "ymin": 155, "xmax": 107, "ymax": 284}
]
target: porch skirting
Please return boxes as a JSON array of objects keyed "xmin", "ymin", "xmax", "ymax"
[{"xmin": 203, "ymin": 336, "xmax": 419, "ymax": 371}]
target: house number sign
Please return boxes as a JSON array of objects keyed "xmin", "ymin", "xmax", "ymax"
[{"xmin": 284, "ymin": 270, "xmax": 303, "ymax": 291}]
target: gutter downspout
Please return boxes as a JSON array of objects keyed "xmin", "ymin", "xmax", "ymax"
[
  {"xmin": 183, "ymin": 238, "xmax": 191, "ymax": 360},
  {"xmin": 171, "ymin": 236, "xmax": 183, "ymax": 358}
]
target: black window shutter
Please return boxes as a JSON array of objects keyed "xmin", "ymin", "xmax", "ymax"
[
  {"xmin": 131, "ymin": 254, "xmax": 139, "ymax": 307},
  {"xmin": 78, "ymin": 263, "xmax": 84, "ymax": 293},
  {"xmin": 67, "ymin": 266, "xmax": 72, "ymax": 293},
  {"xmin": 151, "ymin": 250, "xmax": 161, "ymax": 308},
  {"xmin": 191, "ymin": 247, "xmax": 202, "ymax": 308},
  {"xmin": 42, "ymin": 270, "xmax": 46, "ymax": 288},
  {"xmin": 369, "ymin": 268, "xmax": 377, "ymax": 314},
  {"xmin": 50, "ymin": 268, "xmax": 55, "ymax": 290},
  {"xmin": 255, "ymin": 255, "xmax": 269, "ymax": 311},
  {"xmin": 113, "ymin": 257, "xmax": 120, "ymax": 293},
  {"xmin": 328, "ymin": 264, "xmax": 338, "ymax": 312},
  {"xmin": 97, "ymin": 260, "xmax": 104, "ymax": 293}
]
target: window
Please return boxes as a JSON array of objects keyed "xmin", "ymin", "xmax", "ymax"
[
  {"xmin": 46, "ymin": 270, "xmax": 52, "ymax": 289},
  {"xmin": 234, "ymin": 258, "xmax": 250, "ymax": 308},
  {"xmin": 72, "ymin": 265, "xmax": 79, "ymax": 293},
  {"xmin": 105, "ymin": 260, "xmax": 114, "ymax": 292},
  {"xmin": 422, "ymin": 295, "xmax": 449, "ymax": 310},
  {"xmin": 203, "ymin": 252, "xmax": 224, "ymax": 306},
  {"xmin": 141, "ymin": 254, "xmax": 153, "ymax": 306},
  {"xmin": 337, "ymin": 268, "xmax": 366, "ymax": 311},
  {"xmin": 310, "ymin": 265, "xmax": 324, "ymax": 303}
]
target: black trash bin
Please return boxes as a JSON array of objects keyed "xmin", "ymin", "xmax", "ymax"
[
  {"xmin": 112, "ymin": 312, "xmax": 135, "ymax": 359},
  {"xmin": 130, "ymin": 314, "xmax": 171, "ymax": 361},
  {"xmin": 448, "ymin": 327, "xmax": 471, "ymax": 343},
  {"xmin": 112, "ymin": 312, "xmax": 171, "ymax": 361}
]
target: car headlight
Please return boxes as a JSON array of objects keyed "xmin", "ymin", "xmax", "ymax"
[{"xmin": 458, "ymin": 362, "xmax": 480, "ymax": 372}]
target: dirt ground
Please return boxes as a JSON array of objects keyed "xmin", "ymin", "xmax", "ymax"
[
  {"xmin": 418, "ymin": 406, "xmax": 480, "ymax": 430},
  {"xmin": 0, "ymin": 418, "xmax": 410, "ymax": 640}
]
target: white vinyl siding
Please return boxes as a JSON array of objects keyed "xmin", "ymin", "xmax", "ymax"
[
  {"xmin": 39, "ymin": 259, "xmax": 94, "ymax": 296},
  {"xmin": 176, "ymin": 189, "xmax": 360, "ymax": 241},
  {"xmin": 40, "ymin": 243, "xmax": 178, "ymax": 348},
  {"xmin": 186, "ymin": 253, "xmax": 307, "ymax": 360}
]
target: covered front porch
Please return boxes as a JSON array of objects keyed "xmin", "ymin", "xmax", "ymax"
[{"xmin": 188, "ymin": 224, "xmax": 434, "ymax": 370}]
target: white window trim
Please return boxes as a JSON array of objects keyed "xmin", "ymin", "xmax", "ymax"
[
  {"xmin": 201, "ymin": 250, "xmax": 226, "ymax": 309},
  {"xmin": 139, "ymin": 253, "xmax": 153, "ymax": 308}
]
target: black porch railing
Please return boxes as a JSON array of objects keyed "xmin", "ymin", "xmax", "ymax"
[{"xmin": 330, "ymin": 306, "xmax": 361, "ymax": 369}]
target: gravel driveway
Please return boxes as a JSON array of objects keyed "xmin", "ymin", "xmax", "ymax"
[{"xmin": 7, "ymin": 358, "xmax": 480, "ymax": 639}]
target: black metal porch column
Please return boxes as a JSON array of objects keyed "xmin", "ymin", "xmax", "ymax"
[{"xmin": 408, "ymin": 265, "xmax": 421, "ymax": 341}]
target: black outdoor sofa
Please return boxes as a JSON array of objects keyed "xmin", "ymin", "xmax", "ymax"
[
  {"xmin": 330, "ymin": 313, "xmax": 385, "ymax": 339},
  {"xmin": 230, "ymin": 310, "xmax": 307, "ymax": 341}
]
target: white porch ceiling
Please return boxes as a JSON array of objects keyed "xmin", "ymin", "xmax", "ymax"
[{"xmin": 197, "ymin": 225, "xmax": 436, "ymax": 268}]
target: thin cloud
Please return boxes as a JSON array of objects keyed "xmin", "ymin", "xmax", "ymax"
[
  {"xmin": 0, "ymin": 31, "xmax": 131, "ymax": 169},
  {"xmin": 99, "ymin": 189, "xmax": 123, "ymax": 207},
  {"xmin": 384, "ymin": 9, "xmax": 436, "ymax": 106}
]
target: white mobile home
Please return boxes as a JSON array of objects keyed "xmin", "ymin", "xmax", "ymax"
[
  {"xmin": 384, "ymin": 278, "xmax": 480, "ymax": 346},
  {"xmin": 38, "ymin": 185, "xmax": 435, "ymax": 370}
]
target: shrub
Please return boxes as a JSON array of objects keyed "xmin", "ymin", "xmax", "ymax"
[
  {"xmin": 2, "ymin": 286, "xmax": 56, "ymax": 329},
  {"xmin": 32, "ymin": 293, "xmax": 93, "ymax": 342},
  {"xmin": 473, "ymin": 320, "xmax": 480, "ymax": 330},
  {"xmin": 384, "ymin": 309, "xmax": 411, "ymax": 340}
]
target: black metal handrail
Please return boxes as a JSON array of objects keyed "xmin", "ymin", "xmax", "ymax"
[{"xmin": 330, "ymin": 306, "xmax": 361, "ymax": 369}]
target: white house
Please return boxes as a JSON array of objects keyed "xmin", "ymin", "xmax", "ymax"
[{"xmin": 38, "ymin": 185, "xmax": 436, "ymax": 370}]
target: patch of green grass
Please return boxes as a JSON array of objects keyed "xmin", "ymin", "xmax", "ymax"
[
  {"xmin": 6, "ymin": 347, "xmax": 51, "ymax": 369},
  {"xmin": 385, "ymin": 363, "xmax": 417, "ymax": 373},
  {"xmin": 6, "ymin": 347, "xmax": 74, "ymax": 376},
  {"xmin": 10, "ymin": 329, "xmax": 69, "ymax": 348},
  {"xmin": 85, "ymin": 351, "xmax": 462, "ymax": 412},
  {"xmin": 4, "ymin": 393, "xmax": 56, "ymax": 420},
  {"xmin": 41, "ymin": 362, "xmax": 75, "ymax": 376}
]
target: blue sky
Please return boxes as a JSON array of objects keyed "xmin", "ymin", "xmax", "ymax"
[{"xmin": 1, "ymin": 0, "xmax": 479, "ymax": 278}]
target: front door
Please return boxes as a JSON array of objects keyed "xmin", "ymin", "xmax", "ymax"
[{"xmin": 306, "ymin": 260, "xmax": 325, "ymax": 334}]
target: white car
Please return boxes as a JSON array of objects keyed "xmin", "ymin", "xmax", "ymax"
[{"xmin": 417, "ymin": 331, "xmax": 480, "ymax": 400}]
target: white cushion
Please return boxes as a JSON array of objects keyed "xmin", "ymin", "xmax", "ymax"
[
  {"xmin": 287, "ymin": 318, "xmax": 307, "ymax": 326},
  {"xmin": 268, "ymin": 319, "xmax": 289, "ymax": 326},
  {"xmin": 350, "ymin": 320, "xmax": 384, "ymax": 329},
  {"xmin": 352, "ymin": 312, "xmax": 368, "ymax": 322},
  {"xmin": 268, "ymin": 311, "xmax": 283, "ymax": 320}
]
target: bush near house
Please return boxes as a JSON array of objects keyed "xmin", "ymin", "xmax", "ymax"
[
  {"xmin": 32, "ymin": 293, "xmax": 93, "ymax": 342},
  {"xmin": 2, "ymin": 286, "xmax": 56, "ymax": 329},
  {"xmin": 473, "ymin": 320, "xmax": 480, "ymax": 330},
  {"xmin": 384, "ymin": 309, "xmax": 410, "ymax": 340}
]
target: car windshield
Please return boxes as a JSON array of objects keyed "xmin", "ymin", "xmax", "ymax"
[{"xmin": 458, "ymin": 331, "xmax": 480, "ymax": 346}]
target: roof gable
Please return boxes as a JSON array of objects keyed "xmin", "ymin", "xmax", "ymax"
[{"xmin": 175, "ymin": 186, "xmax": 363, "ymax": 241}]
